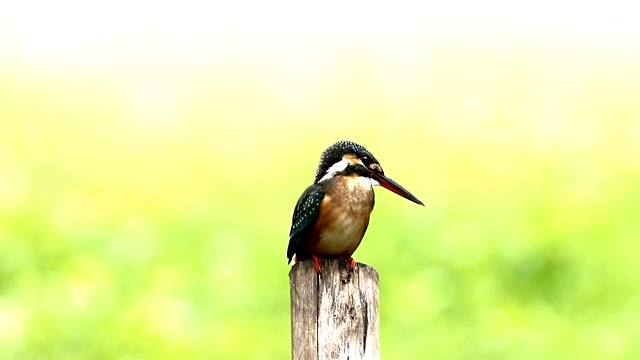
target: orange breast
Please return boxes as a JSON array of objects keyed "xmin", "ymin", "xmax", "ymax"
[{"xmin": 306, "ymin": 175, "xmax": 375, "ymax": 259}]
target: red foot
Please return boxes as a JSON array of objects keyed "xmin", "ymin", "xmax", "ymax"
[
  {"xmin": 312, "ymin": 255, "xmax": 323, "ymax": 273},
  {"xmin": 348, "ymin": 257, "xmax": 356, "ymax": 270}
]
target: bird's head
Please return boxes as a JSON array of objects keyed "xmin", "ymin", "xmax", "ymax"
[{"xmin": 314, "ymin": 140, "xmax": 424, "ymax": 206}]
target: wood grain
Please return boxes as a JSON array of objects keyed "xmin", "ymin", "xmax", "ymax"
[{"xmin": 290, "ymin": 259, "xmax": 379, "ymax": 360}]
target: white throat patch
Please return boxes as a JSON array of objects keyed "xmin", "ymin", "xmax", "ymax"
[{"xmin": 319, "ymin": 158, "xmax": 350, "ymax": 183}]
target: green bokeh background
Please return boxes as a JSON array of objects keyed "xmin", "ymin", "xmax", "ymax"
[{"xmin": 2, "ymin": 3, "xmax": 640, "ymax": 359}]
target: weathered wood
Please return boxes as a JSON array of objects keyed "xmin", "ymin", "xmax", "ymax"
[{"xmin": 290, "ymin": 259, "xmax": 380, "ymax": 360}]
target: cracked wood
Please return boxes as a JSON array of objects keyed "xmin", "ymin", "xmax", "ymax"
[{"xmin": 290, "ymin": 259, "xmax": 380, "ymax": 360}]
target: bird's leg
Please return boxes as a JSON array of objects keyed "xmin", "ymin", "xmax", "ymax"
[
  {"xmin": 348, "ymin": 257, "xmax": 356, "ymax": 271},
  {"xmin": 312, "ymin": 255, "xmax": 323, "ymax": 273}
]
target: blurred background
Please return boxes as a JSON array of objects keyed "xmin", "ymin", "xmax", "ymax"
[{"xmin": 1, "ymin": 1, "xmax": 640, "ymax": 359}]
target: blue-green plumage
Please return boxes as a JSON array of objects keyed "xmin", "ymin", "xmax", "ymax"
[{"xmin": 287, "ymin": 184, "xmax": 324, "ymax": 263}]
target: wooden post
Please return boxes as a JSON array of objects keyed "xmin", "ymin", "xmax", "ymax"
[{"xmin": 290, "ymin": 259, "xmax": 380, "ymax": 360}]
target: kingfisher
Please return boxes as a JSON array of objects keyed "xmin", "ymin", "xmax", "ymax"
[{"xmin": 287, "ymin": 140, "xmax": 424, "ymax": 273}]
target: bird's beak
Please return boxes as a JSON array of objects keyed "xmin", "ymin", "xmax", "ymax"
[{"xmin": 369, "ymin": 172, "xmax": 424, "ymax": 206}]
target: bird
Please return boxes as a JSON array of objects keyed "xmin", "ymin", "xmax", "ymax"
[{"xmin": 287, "ymin": 140, "xmax": 424, "ymax": 273}]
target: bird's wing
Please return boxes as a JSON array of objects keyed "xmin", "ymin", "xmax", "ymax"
[{"xmin": 287, "ymin": 183, "xmax": 325, "ymax": 263}]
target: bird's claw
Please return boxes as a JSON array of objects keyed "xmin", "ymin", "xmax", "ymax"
[{"xmin": 312, "ymin": 255, "xmax": 323, "ymax": 274}]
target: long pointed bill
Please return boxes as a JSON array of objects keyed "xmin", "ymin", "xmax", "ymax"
[{"xmin": 370, "ymin": 172, "xmax": 425, "ymax": 206}]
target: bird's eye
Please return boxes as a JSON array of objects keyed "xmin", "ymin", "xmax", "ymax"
[{"xmin": 361, "ymin": 156, "xmax": 372, "ymax": 166}]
